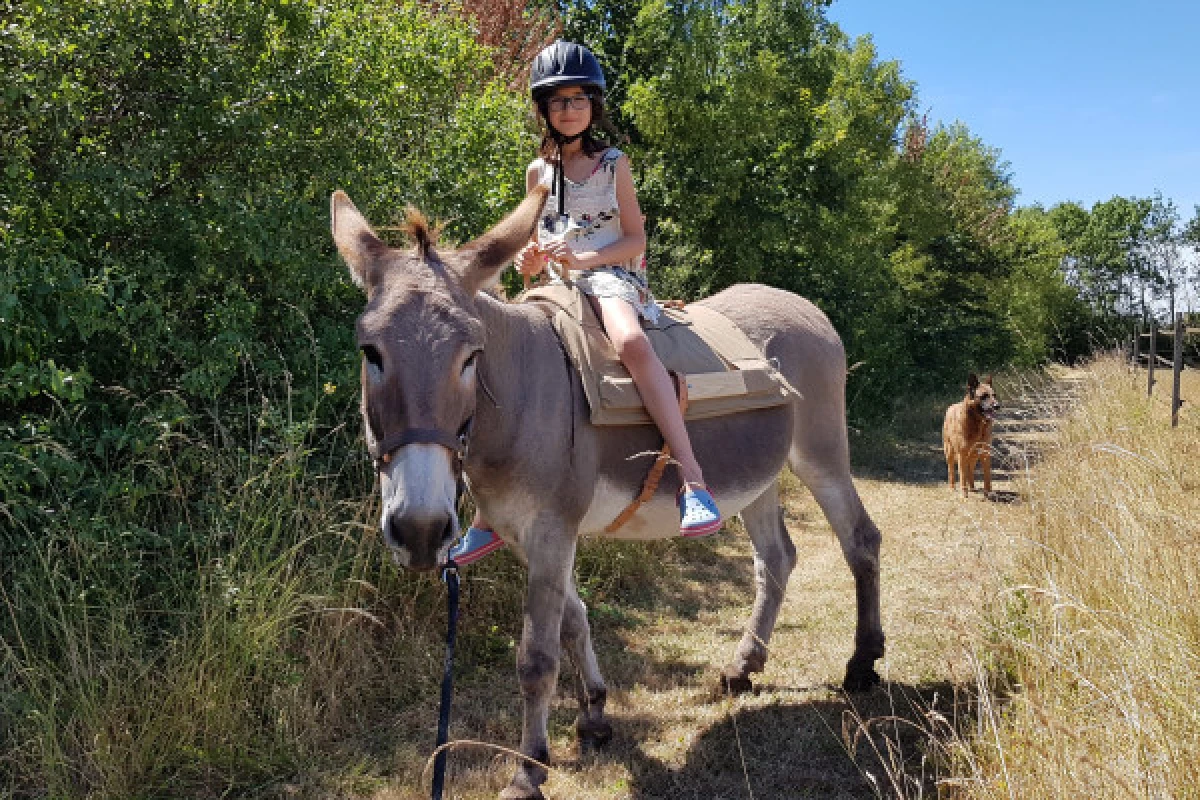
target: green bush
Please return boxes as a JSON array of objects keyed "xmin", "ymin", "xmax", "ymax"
[
  {"xmin": 0, "ymin": 1, "xmax": 534, "ymax": 794},
  {"xmin": 1, "ymin": 0, "xmax": 534, "ymax": 524}
]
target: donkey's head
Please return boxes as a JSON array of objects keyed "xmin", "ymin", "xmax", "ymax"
[{"xmin": 331, "ymin": 187, "xmax": 547, "ymax": 570}]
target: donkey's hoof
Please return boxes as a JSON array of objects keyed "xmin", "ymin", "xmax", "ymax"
[
  {"xmin": 577, "ymin": 717, "xmax": 613, "ymax": 749},
  {"xmin": 719, "ymin": 669, "xmax": 755, "ymax": 696},
  {"xmin": 842, "ymin": 663, "xmax": 881, "ymax": 693}
]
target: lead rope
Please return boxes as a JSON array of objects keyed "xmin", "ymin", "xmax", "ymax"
[
  {"xmin": 431, "ymin": 558, "xmax": 460, "ymax": 800},
  {"xmin": 431, "ymin": 434, "xmax": 475, "ymax": 799}
]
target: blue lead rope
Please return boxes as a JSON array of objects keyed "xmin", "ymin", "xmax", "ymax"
[{"xmin": 431, "ymin": 559, "xmax": 460, "ymax": 800}]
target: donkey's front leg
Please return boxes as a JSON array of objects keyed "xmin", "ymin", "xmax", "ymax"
[{"xmin": 502, "ymin": 521, "xmax": 575, "ymax": 800}]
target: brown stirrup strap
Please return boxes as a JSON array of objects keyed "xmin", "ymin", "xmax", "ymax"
[{"xmin": 605, "ymin": 371, "xmax": 690, "ymax": 533}]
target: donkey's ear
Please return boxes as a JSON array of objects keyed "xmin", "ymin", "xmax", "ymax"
[
  {"xmin": 967, "ymin": 373, "xmax": 979, "ymax": 390},
  {"xmin": 454, "ymin": 185, "xmax": 549, "ymax": 294},
  {"xmin": 331, "ymin": 190, "xmax": 387, "ymax": 292}
]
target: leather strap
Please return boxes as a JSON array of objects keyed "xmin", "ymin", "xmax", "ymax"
[
  {"xmin": 605, "ymin": 371, "xmax": 689, "ymax": 533},
  {"xmin": 370, "ymin": 427, "xmax": 465, "ymax": 464}
]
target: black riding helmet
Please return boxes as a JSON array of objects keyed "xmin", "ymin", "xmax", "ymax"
[
  {"xmin": 529, "ymin": 40, "xmax": 606, "ymax": 100},
  {"xmin": 529, "ymin": 41, "xmax": 607, "ymax": 219}
]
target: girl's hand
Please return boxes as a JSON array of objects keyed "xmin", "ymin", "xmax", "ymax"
[
  {"xmin": 515, "ymin": 242, "xmax": 546, "ymax": 277},
  {"xmin": 540, "ymin": 240, "xmax": 583, "ymax": 272}
]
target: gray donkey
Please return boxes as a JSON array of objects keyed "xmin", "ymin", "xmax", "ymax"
[{"xmin": 331, "ymin": 185, "xmax": 884, "ymax": 800}]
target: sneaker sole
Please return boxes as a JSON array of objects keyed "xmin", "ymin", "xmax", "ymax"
[
  {"xmin": 680, "ymin": 518, "xmax": 723, "ymax": 538},
  {"xmin": 450, "ymin": 537, "xmax": 506, "ymax": 566}
]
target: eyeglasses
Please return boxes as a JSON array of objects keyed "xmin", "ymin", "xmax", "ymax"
[{"xmin": 545, "ymin": 94, "xmax": 593, "ymax": 113}]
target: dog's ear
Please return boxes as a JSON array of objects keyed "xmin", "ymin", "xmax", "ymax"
[
  {"xmin": 983, "ymin": 374, "xmax": 993, "ymax": 386},
  {"xmin": 967, "ymin": 373, "xmax": 979, "ymax": 390}
]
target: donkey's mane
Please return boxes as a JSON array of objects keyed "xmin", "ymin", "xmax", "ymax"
[{"xmin": 402, "ymin": 206, "xmax": 441, "ymax": 258}]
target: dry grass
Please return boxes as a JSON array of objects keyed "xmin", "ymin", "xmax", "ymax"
[{"xmin": 937, "ymin": 359, "xmax": 1200, "ymax": 799}]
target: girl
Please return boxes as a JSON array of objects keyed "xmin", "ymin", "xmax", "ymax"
[{"xmin": 451, "ymin": 41, "xmax": 721, "ymax": 565}]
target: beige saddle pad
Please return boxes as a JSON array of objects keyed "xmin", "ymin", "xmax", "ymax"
[{"xmin": 520, "ymin": 283, "xmax": 795, "ymax": 426}]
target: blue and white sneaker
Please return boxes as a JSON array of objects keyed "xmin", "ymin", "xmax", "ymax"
[
  {"xmin": 678, "ymin": 484, "xmax": 723, "ymax": 537},
  {"xmin": 448, "ymin": 526, "xmax": 506, "ymax": 565}
]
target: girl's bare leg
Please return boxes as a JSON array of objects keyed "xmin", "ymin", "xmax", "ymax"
[{"xmin": 596, "ymin": 296, "xmax": 705, "ymax": 486}]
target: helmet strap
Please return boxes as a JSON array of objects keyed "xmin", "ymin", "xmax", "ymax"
[
  {"xmin": 557, "ymin": 141, "xmax": 565, "ymax": 217},
  {"xmin": 547, "ymin": 122, "xmax": 584, "ymax": 218}
]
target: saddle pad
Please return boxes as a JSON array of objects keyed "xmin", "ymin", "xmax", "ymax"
[{"xmin": 520, "ymin": 283, "xmax": 794, "ymax": 426}]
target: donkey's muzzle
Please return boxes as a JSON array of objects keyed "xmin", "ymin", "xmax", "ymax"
[{"xmin": 384, "ymin": 509, "xmax": 457, "ymax": 571}]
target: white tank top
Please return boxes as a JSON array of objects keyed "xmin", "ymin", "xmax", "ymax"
[{"xmin": 534, "ymin": 147, "xmax": 646, "ymax": 282}]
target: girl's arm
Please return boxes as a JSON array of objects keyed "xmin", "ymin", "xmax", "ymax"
[{"xmin": 543, "ymin": 154, "xmax": 646, "ymax": 271}]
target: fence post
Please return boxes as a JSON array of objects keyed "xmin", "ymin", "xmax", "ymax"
[
  {"xmin": 1133, "ymin": 322, "xmax": 1141, "ymax": 368},
  {"xmin": 1148, "ymin": 322, "xmax": 1156, "ymax": 396},
  {"xmin": 1173, "ymin": 312, "xmax": 1184, "ymax": 428}
]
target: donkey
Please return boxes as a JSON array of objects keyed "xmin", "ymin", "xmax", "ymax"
[{"xmin": 331, "ymin": 185, "xmax": 885, "ymax": 800}]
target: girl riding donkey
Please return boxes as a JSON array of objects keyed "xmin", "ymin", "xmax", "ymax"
[{"xmin": 451, "ymin": 41, "xmax": 722, "ymax": 564}]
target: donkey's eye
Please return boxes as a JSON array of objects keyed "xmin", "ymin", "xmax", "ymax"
[
  {"xmin": 362, "ymin": 345, "xmax": 383, "ymax": 371},
  {"xmin": 461, "ymin": 350, "xmax": 481, "ymax": 376}
]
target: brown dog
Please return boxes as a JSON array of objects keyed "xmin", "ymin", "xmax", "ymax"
[{"xmin": 943, "ymin": 373, "xmax": 998, "ymax": 497}]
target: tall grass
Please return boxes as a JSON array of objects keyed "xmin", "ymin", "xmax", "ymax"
[
  {"xmin": 942, "ymin": 357, "xmax": 1200, "ymax": 798},
  {"xmin": 0, "ymin": 383, "xmax": 465, "ymax": 798}
]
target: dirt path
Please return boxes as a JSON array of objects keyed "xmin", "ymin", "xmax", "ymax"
[{"xmin": 384, "ymin": 372, "xmax": 1080, "ymax": 799}]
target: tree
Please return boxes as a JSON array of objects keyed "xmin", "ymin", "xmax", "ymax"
[
  {"xmin": 448, "ymin": 0, "xmax": 561, "ymax": 88},
  {"xmin": 1184, "ymin": 206, "xmax": 1200, "ymax": 313},
  {"xmin": 1144, "ymin": 192, "xmax": 1184, "ymax": 321},
  {"xmin": 881, "ymin": 119, "xmax": 1020, "ymax": 380},
  {"xmin": 1053, "ymin": 196, "xmax": 1153, "ymax": 321}
]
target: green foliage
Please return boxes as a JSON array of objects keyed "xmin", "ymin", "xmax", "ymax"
[
  {"xmin": 1, "ymin": 1, "xmax": 533, "ymax": 794},
  {"xmin": 1, "ymin": 0, "xmax": 531, "ymax": 518},
  {"xmin": 2, "ymin": 0, "xmax": 528, "ymax": 406},
  {"xmin": 600, "ymin": 1, "xmax": 1094, "ymax": 409}
]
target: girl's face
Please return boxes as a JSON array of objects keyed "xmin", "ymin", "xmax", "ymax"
[{"xmin": 544, "ymin": 86, "xmax": 594, "ymax": 139}]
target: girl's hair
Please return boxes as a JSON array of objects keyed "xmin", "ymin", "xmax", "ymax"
[{"xmin": 534, "ymin": 89, "xmax": 622, "ymax": 160}]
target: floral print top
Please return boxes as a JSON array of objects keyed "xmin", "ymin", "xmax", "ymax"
[{"xmin": 534, "ymin": 147, "xmax": 647, "ymax": 284}]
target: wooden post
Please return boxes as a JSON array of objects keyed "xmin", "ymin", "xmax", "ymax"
[
  {"xmin": 1133, "ymin": 322, "xmax": 1141, "ymax": 368},
  {"xmin": 1173, "ymin": 312, "xmax": 1184, "ymax": 428},
  {"xmin": 1148, "ymin": 322, "xmax": 1156, "ymax": 396}
]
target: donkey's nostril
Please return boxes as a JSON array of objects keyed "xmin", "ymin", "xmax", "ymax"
[{"xmin": 383, "ymin": 508, "xmax": 457, "ymax": 571}]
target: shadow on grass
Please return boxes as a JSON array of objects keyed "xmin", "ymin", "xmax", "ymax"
[
  {"xmin": 546, "ymin": 680, "xmax": 973, "ymax": 800},
  {"xmin": 848, "ymin": 389, "xmax": 958, "ymax": 487},
  {"xmin": 850, "ymin": 427, "xmax": 947, "ymax": 486},
  {"xmin": 358, "ymin": 535, "xmax": 762, "ymax": 759},
  {"xmin": 371, "ymin": 672, "xmax": 976, "ymax": 800}
]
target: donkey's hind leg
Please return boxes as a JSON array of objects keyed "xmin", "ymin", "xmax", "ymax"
[
  {"xmin": 561, "ymin": 578, "xmax": 612, "ymax": 748},
  {"xmin": 790, "ymin": 438, "xmax": 885, "ymax": 692},
  {"xmin": 721, "ymin": 479, "xmax": 797, "ymax": 695}
]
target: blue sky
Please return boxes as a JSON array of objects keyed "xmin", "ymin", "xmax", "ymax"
[{"xmin": 826, "ymin": 1, "xmax": 1200, "ymax": 220}]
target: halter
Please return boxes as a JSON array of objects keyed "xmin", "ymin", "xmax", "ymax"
[{"xmin": 368, "ymin": 421, "xmax": 472, "ymax": 470}]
